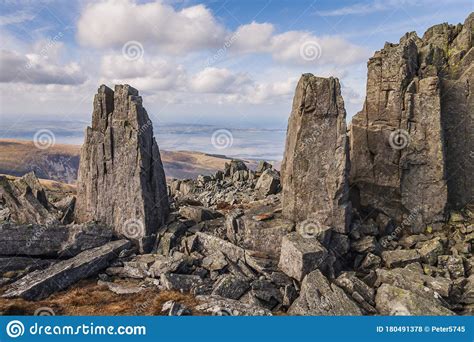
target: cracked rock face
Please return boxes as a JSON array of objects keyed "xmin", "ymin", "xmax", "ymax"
[
  {"xmin": 281, "ymin": 74, "xmax": 351, "ymax": 233},
  {"xmin": 350, "ymin": 14, "xmax": 473, "ymax": 228},
  {"xmin": 75, "ymin": 85, "xmax": 169, "ymax": 252}
]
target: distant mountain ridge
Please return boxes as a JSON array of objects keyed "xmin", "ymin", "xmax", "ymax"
[{"xmin": 0, "ymin": 139, "xmax": 262, "ymax": 183}]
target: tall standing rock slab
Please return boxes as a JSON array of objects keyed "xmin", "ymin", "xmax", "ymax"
[
  {"xmin": 350, "ymin": 14, "xmax": 473, "ymax": 228},
  {"xmin": 75, "ymin": 85, "xmax": 169, "ymax": 252},
  {"xmin": 281, "ymin": 74, "xmax": 351, "ymax": 233}
]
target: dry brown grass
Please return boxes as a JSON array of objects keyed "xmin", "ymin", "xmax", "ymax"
[{"xmin": 0, "ymin": 279, "xmax": 202, "ymax": 316}]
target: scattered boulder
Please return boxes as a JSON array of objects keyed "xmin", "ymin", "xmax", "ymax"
[
  {"xmin": 375, "ymin": 283, "xmax": 455, "ymax": 315},
  {"xmin": 255, "ymin": 169, "xmax": 280, "ymax": 196},
  {"xmin": 381, "ymin": 249, "xmax": 420, "ymax": 268},
  {"xmin": 212, "ymin": 275, "xmax": 250, "ymax": 300},
  {"xmin": 281, "ymin": 74, "xmax": 351, "ymax": 233},
  {"xmin": 288, "ymin": 270, "xmax": 362, "ymax": 315},
  {"xmin": 160, "ymin": 273, "xmax": 204, "ymax": 292},
  {"xmin": 75, "ymin": 85, "xmax": 169, "ymax": 253},
  {"xmin": 278, "ymin": 232, "xmax": 329, "ymax": 281},
  {"xmin": 196, "ymin": 295, "xmax": 272, "ymax": 316},
  {"xmin": 179, "ymin": 206, "xmax": 222, "ymax": 223}
]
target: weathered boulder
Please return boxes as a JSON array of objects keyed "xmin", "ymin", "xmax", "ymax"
[
  {"xmin": 255, "ymin": 169, "xmax": 280, "ymax": 196},
  {"xmin": 224, "ymin": 160, "xmax": 247, "ymax": 177},
  {"xmin": 75, "ymin": 85, "xmax": 169, "ymax": 252},
  {"xmin": 281, "ymin": 74, "xmax": 351, "ymax": 233},
  {"xmin": 3, "ymin": 239, "xmax": 131, "ymax": 300},
  {"xmin": 288, "ymin": 270, "xmax": 362, "ymax": 315},
  {"xmin": 278, "ymin": 232, "xmax": 329, "ymax": 281},
  {"xmin": 179, "ymin": 206, "xmax": 222, "ymax": 223},
  {"xmin": 212, "ymin": 274, "xmax": 250, "ymax": 300},
  {"xmin": 0, "ymin": 223, "xmax": 113, "ymax": 257},
  {"xmin": 226, "ymin": 207, "xmax": 294, "ymax": 257},
  {"xmin": 350, "ymin": 14, "xmax": 473, "ymax": 226},
  {"xmin": 381, "ymin": 249, "xmax": 420, "ymax": 268},
  {"xmin": 376, "ymin": 266, "xmax": 452, "ymax": 298},
  {"xmin": 375, "ymin": 283, "xmax": 454, "ymax": 315},
  {"xmin": 196, "ymin": 295, "xmax": 272, "ymax": 316},
  {"xmin": 160, "ymin": 273, "xmax": 204, "ymax": 292}
]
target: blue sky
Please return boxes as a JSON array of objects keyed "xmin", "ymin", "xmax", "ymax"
[{"xmin": 0, "ymin": 0, "xmax": 472, "ymax": 129}]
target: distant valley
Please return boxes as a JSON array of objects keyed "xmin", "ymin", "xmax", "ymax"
[{"xmin": 0, "ymin": 139, "xmax": 266, "ymax": 183}]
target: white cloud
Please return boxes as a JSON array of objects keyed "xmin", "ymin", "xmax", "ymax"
[
  {"xmin": 230, "ymin": 22, "xmax": 369, "ymax": 66},
  {"xmin": 100, "ymin": 55, "xmax": 186, "ymax": 90},
  {"xmin": 77, "ymin": 0, "xmax": 227, "ymax": 54},
  {"xmin": 0, "ymin": 49, "xmax": 86, "ymax": 85},
  {"xmin": 231, "ymin": 22, "xmax": 274, "ymax": 53},
  {"xmin": 189, "ymin": 67, "xmax": 253, "ymax": 93}
]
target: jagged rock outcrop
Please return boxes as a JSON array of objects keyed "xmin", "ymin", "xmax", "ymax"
[
  {"xmin": 0, "ymin": 172, "xmax": 61, "ymax": 225},
  {"xmin": 75, "ymin": 85, "xmax": 169, "ymax": 252},
  {"xmin": 281, "ymin": 74, "xmax": 351, "ymax": 233},
  {"xmin": 350, "ymin": 13, "xmax": 473, "ymax": 229}
]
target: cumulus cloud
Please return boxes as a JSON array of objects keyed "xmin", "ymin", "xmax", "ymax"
[
  {"xmin": 77, "ymin": 0, "xmax": 226, "ymax": 54},
  {"xmin": 230, "ymin": 22, "xmax": 369, "ymax": 66},
  {"xmin": 101, "ymin": 55, "xmax": 186, "ymax": 90},
  {"xmin": 189, "ymin": 67, "xmax": 253, "ymax": 93},
  {"xmin": 77, "ymin": 1, "xmax": 368, "ymax": 66},
  {"xmin": 0, "ymin": 49, "xmax": 86, "ymax": 85}
]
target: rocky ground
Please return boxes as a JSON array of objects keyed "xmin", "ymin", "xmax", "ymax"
[{"xmin": 0, "ymin": 162, "xmax": 473, "ymax": 316}]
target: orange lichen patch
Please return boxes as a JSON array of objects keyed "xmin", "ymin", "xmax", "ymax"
[{"xmin": 0, "ymin": 279, "xmax": 202, "ymax": 316}]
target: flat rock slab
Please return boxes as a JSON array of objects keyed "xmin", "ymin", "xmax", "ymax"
[
  {"xmin": 0, "ymin": 223, "xmax": 113, "ymax": 257},
  {"xmin": 0, "ymin": 257, "xmax": 53, "ymax": 275},
  {"xmin": 375, "ymin": 283, "xmax": 454, "ymax": 315},
  {"xmin": 3, "ymin": 239, "xmax": 131, "ymax": 300},
  {"xmin": 288, "ymin": 270, "xmax": 362, "ymax": 315}
]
